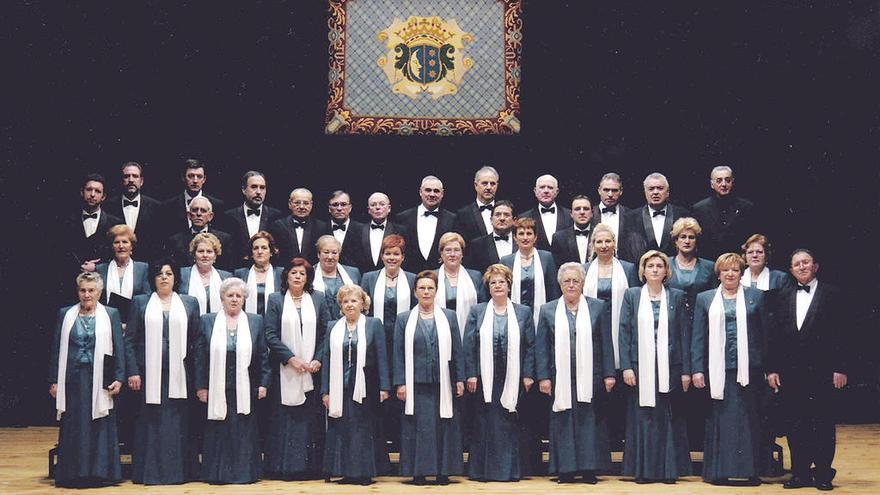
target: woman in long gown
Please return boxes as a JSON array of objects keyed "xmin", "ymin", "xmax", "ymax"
[
  {"xmin": 313, "ymin": 234, "xmax": 362, "ymax": 319},
  {"xmin": 233, "ymin": 230, "xmax": 283, "ymax": 316}
]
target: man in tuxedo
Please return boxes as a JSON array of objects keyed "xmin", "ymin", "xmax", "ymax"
[
  {"xmin": 619, "ymin": 172, "xmax": 690, "ymax": 263},
  {"xmin": 591, "ymin": 172, "xmax": 629, "ymax": 244},
  {"xmin": 327, "ymin": 190, "xmax": 366, "ymax": 268},
  {"xmin": 65, "ymin": 173, "xmax": 123, "ymax": 271},
  {"xmin": 518, "ymin": 174, "xmax": 572, "ymax": 251},
  {"xmin": 358, "ymin": 192, "xmax": 402, "ymax": 273},
  {"xmin": 454, "ymin": 166, "xmax": 499, "ymax": 243},
  {"xmin": 551, "ymin": 195, "xmax": 594, "ymax": 264},
  {"xmin": 162, "ymin": 158, "xmax": 225, "ymax": 233},
  {"xmin": 465, "ymin": 200, "xmax": 516, "ymax": 273},
  {"xmin": 268, "ymin": 188, "xmax": 328, "ymax": 265},
  {"xmin": 395, "ymin": 175, "xmax": 456, "ymax": 273},
  {"xmin": 163, "ymin": 196, "xmax": 233, "ymax": 269},
  {"xmin": 104, "ymin": 161, "xmax": 163, "ymax": 261},
  {"xmin": 692, "ymin": 165, "xmax": 757, "ymax": 260},
  {"xmin": 767, "ymin": 249, "xmax": 847, "ymax": 491},
  {"xmin": 220, "ymin": 170, "xmax": 281, "ymax": 266}
]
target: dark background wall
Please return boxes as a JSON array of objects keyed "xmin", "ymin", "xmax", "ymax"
[{"xmin": 3, "ymin": 1, "xmax": 878, "ymax": 425}]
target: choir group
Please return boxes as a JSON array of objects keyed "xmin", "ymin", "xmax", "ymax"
[{"xmin": 49, "ymin": 161, "xmax": 847, "ymax": 490}]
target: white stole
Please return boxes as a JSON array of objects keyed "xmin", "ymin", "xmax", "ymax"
[
  {"xmin": 144, "ymin": 293, "xmax": 188, "ymax": 404},
  {"xmin": 207, "ymin": 312, "xmax": 252, "ymax": 420},
  {"xmin": 104, "ymin": 260, "xmax": 134, "ymax": 302},
  {"xmin": 327, "ymin": 314, "xmax": 367, "ymax": 418},
  {"xmin": 56, "ymin": 303, "xmax": 114, "ymax": 420},
  {"xmin": 436, "ymin": 265, "xmax": 478, "ymax": 339},
  {"xmin": 511, "ymin": 251, "xmax": 546, "ymax": 325},
  {"xmin": 479, "ymin": 301, "xmax": 521, "ymax": 413},
  {"xmin": 636, "ymin": 286, "xmax": 670, "ymax": 407},
  {"xmin": 313, "ymin": 265, "xmax": 354, "ymax": 293},
  {"xmin": 552, "ymin": 297, "xmax": 594, "ymax": 412},
  {"xmin": 245, "ymin": 264, "xmax": 275, "ymax": 313},
  {"xmin": 404, "ymin": 308, "xmax": 453, "ymax": 418},
  {"xmin": 372, "ymin": 269, "xmax": 411, "ymax": 323},
  {"xmin": 187, "ymin": 265, "xmax": 222, "ymax": 315},
  {"xmin": 279, "ymin": 292, "xmax": 317, "ymax": 406},
  {"xmin": 707, "ymin": 286, "xmax": 750, "ymax": 400},
  {"xmin": 583, "ymin": 257, "xmax": 629, "ymax": 368},
  {"xmin": 741, "ymin": 267, "xmax": 770, "ymax": 291}
]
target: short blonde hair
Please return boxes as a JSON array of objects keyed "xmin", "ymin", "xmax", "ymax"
[
  {"xmin": 315, "ymin": 234, "xmax": 341, "ymax": 252},
  {"xmin": 336, "ymin": 283, "xmax": 371, "ymax": 311},
  {"xmin": 714, "ymin": 253, "xmax": 746, "ymax": 275},
  {"xmin": 741, "ymin": 233, "xmax": 771, "ymax": 260},
  {"xmin": 483, "ymin": 263, "xmax": 513, "ymax": 286},
  {"xmin": 670, "ymin": 217, "xmax": 702, "ymax": 239},
  {"xmin": 189, "ymin": 232, "xmax": 222, "ymax": 256},
  {"xmin": 106, "ymin": 224, "xmax": 137, "ymax": 245},
  {"xmin": 638, "ymin": 250, "xmax": 672, "ymax": 283},
  {"xmin": 438, "ymin": 232, "xmax": 466, "ymax": 253}
]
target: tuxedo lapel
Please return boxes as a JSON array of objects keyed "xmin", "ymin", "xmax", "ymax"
[
  {"xmin": 640, "ymin": 207, "xmax": 655, "ymax": 248},
  {"xmin": 799, "ymin": 283, "xmax": 823, "ymax": 336},
  {"xmin": 659, "ymin": 206, "xmax": 674, "ymax": 251}
]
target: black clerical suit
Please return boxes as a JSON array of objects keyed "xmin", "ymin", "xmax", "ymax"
[
  {"xmin": 395, "ymin": 206, "xmax": 457, "ymax": 273},
  {"xmin": 518, "ymin": 204, "xmax": 573, "ymax": 251},
  {"xmin": 268, "ymin": 215, "xmax": 328, "ymax": 265},
  {"xmin": 618, "ymin": 203, "xmax": 691, "ymax": 263},
  {"xmin": 691, "ymin": 195, "xmax": 757, "ymax": 261}
]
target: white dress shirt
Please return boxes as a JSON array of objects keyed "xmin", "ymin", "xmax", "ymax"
[
  {"xmin": 493, "ymin": 232, "xmax": 513, "ymax": 259},
  {"xmin": 369, "ymin": 220, "xmax": 387, "ymax": 264},
  {"xmin": 539, "ymin": 202, "xmax": 559, "ymax": 246},
  {"xmin": 243, "ymin": 204, "xmax": 262, "ymax": 239},
  {"xmin": 574, "ymin": 226, "xmax": 590, "ymax": 264},
  {"xmin": 796, "ymin": 278, "xmax": 818, "ymax": 330},
  {"xmin": 122, "ymin": 194, "xmax": 141, "ymax": 230},
  {"xmin": 416, "ymin": 205, "xmax": 439, "ymax": 261},
  {"xmin": 82, "ymin": 209, "xmax": 101, "ymax": 238},
  {"xmin": 331, "ymin": 218, "xmax": 350, "ymax": 246},
  {"xmin": 294, "ymin": 222, "xmax": 304, "ymax": 252},
  {"xmin": 477, "ymin": 200, "xmax": 493, "ymax": 235},
  {"xmin": 649, "ymin": 206, "xmax": 666, "ymax": 246},
  {"xmin": 599, "ymin": 204, "xmax": 620, "ymax": 240}
]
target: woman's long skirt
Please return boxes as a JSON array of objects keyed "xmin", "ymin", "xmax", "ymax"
[
  {"xmin": 264, "ymin": 385, "xmax": 325, "ymax": 478},
  {"xmin": 399, "ymin": 383, "xmax": 463, "ymax": 477},
  {"xmin": 622, "ymin": 387, "xmax": 692, "ymax": 480},
  {"xmin": 548, "ymin": 378, "xmax": 612, "ymax": 475},
  {"xmin": 201, "ymin": 353, "xmax": 262, "ymax": 484},
  {"xmin": 323, "ymin": 385, "xmax": 388, "ymax": 478},
  {"xmin": 702, "ymin": 370, "xmax": 762, "ymax": 481},
  {"xmin": 55, "ymin": 365, "xmax": 122, "ymax": 487},
  {"xmin": 467, "ymin": 383, "xmax": 522, "ymax": 481}
]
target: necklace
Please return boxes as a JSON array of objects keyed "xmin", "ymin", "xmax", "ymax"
[
  {"xmin": 677, "ymin": 255, "xmax": 696, "ymax": 269},
  {"xmin": 254, "ymin": 265, "xmax": 269, "ymax": 273},
  {"xmin": 386, "ymin": 272, "xmax": 399, "ymax": 281}
]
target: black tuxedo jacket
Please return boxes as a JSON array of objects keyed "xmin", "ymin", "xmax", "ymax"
[
  {"xmin": 357, "ymin": 219, "xmax": 403, "ymax": 273},
  {"xmin": 268, "ymin": 215, "xmax": 328, "ymax": 265},
  {"xmin": 105, "ymin": 193, "xmax": 165, "ymax": 260},
  {"xmin": 329, "ymin": 219, "xmax": 367, "ymax": 269},
  {"xmin": 454, "ymin": 201, "xmax": 493, "ymax": 244},
  {"xmin": 691, "ymin": 195, "xmax": 757, "ymax": 260},
  {"xmin": 220, "ymin": 204, "xmax": 282, "ymax": 266},
  {"xmin": 591, "ymin": 204, "xmax": 629, "ymax": 241},
  {"xmin": 163, "ymin": 227, "xmax": 234, "ymax": 270},
  {"xmin": 395, "ymin": 206, "xmax": 457, "ymax": 273},
  {"xmin": 63, "ymin": 209, "xmax": 123, "ymax": 267},
  {"xmin": 162, "ymin": 191, "xmax": 226, "ymax": 234},
  {"xmin": 518, "ymin": 205, "xmax": 573, "ymax": 251},
  {"xmin": 465, "ymin": 232, "xmax": 517, "ymax": 274},
  {"xmin": 619, "ymin": 203, "xmax": 691, "ymax": 263},
  {"xmin": 550, "ymin": 226, "xmax": 592, "ymax": 265}
]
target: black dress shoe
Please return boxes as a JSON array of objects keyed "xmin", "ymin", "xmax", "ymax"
[
  {"xmin": 436, "ymin": 475, "xmax": 450, "ymax": 485},
  {"xmin": 745, "ymin": 477, "xmax": 762, "ymax": 486},
  {"xmin": 581, "ymin": 473, "xmax": 598, "ymax": 484},
  {"xmin": 662, "ymin": 479, "xmax": 676, "ymax": 484},
  {"xmin": 816, "ymin": 480, "xmax": 833, "ymax": 491},
  {"xmin": 356, "ymin": 477, "xmax": 374, "ymax": 486},
  {"xmin": 411, "ymin": 476, "xmax": 427, "ymax": 486},
  {"xmin": 557, "ymin": 474, "xmax": 576, "ymax": 484},
  {"xmin": 783, "ymin": 476, "xmax": 813, "ymax": 489}
]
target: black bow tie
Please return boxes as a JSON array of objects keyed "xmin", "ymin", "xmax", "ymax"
[
  {"xmin": 797, "ymin": 284, "xmax": 811, "ymax": 293},
  {"xmin": 574, "ymin": 228, "xmax": 590, "ymax": 236},
  {"xmin": 191, "ymin": 228, "xmax": 206, "ymax": 235},
  {"xmin": 292, "ymin": 220, "xmax": 307, "ymax": 229},
  {"xmin": 370, "ymin": 222, "xmax": 385, "ymax": 230},
  {"xmin": 246, "ymin": 208, "xmax": 260, "ymax": 217},
  {"xmin": 423, "ymin": 210, "xmax": 439, "ymax": 218},
  {"xmin": 540, "ymin": 206, "xmax": 555, "ymax": 214},
  {"xmin": 332, "ymin": 223, "xmax": 346, "ymax": 232},
  {"xmin": 494, "ymin": 234, "xmax": 509, "ymax": 242},
  {"xmin": 602, "ymin": 205, "xmax": 616, "ymax": 214},
  {"xmin": 651, "ymin": 209, "xmax": 666, "ymax": 217},
  {"xmin": 82, "ymin": 212, "xmax": 98, "ymax": 220},
  {"xmin": 478, "ymin": 203, "xmax": 494, "ymax": 212},
  {"xmin": 123, "ymin": 199, "xmax": 138, "ymax": 208}
]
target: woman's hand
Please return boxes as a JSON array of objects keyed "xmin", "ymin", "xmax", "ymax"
[
  {"xmin": 523, "ymin": 377, "xmax": 534, "ymax": 393},
  {"xmin": 396, "ymin": 385, "xmax": 407, "ymax": 402},
  {"xmin": 538, "ymin": 379, "xmax": 552, "ymax": 396},
  {"xmin": 623, "ymin": 369, "xmax": 636, "ymax": 387},
  {"xmin": 322, "ymin": 394, "xmax": 330, "ymax": 409},
  {"xmin": 692, "ymin": 372, "xmax": 706, "ymax": 389},
  {"xmin": 467, "ymin": 377, "xmax": 477, "ymax": 394},
  {"xmin": 767, "ymin": 373, "xmax": 781, "ymax": 391},
  {"xmin": 49, "ymin": 383, "xmax": 57, "ymax": 398},
  {"xmin": 604, "ymin": 377, "xmax": 616, "ymax": 392},
  {"xmin": 309, "ymin": 360, "xmax": 322, "ymax": 373},
  {"xmin": 287, "ymin": 356, "xmax": 307, "ymax": 373},
  {"xmin": 455, "ymin": 381, "xmax": 464, "ymax": 397},
  {"xmin": 107, "ymin": 381, "xmax": 122, "ymax": 396},
  {"xmin": 379, "ymin": 391, "xmax": 389, "ymax": 403},
  {"xmin": 127, "ymin": 375, "xmax": 142, "ymax": 391},
  {"xmin": 257, "ymin": 386, "xmax": 267, "ymax": 400},
  {"xmin": 197, "ymin": 389, "xmax": 208, "ymax": 403},
  {"xmin": 681, "ymin": 374, "xmax": 691, "ymax": 392}
]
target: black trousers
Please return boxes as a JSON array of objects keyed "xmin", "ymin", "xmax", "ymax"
[{"xmin": 784, "ymin": 381, "xmax": 837, "ymax": 483}]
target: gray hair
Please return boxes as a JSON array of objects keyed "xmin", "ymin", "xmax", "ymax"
[
  {"xmin": 219, "ymin": 277, "xmax": 249, "ymax": 299},
  {"xmin": 289, "ymin": 187, "xmax": 312, "ymax": 199},
  {"xmin": 642, "ymin": 172, "xmax": 669, "ymax": 190},
  {"xmin": 474, "ymin": 166, "xmax": 499, "ymax": 182},
  {"xmin": 535, "ymin": 174, "xmax": 558, "ymax": 188},
  {"xmin": 76, "ymin": 271, "xmax": 104, "ymax": 292},
  {"xmin": 189, "ymin": 196, "xmax": 213, "ymax": 212},
  {"xmin": 557, "ymin": 262, "xmax": 586, "ymax": 285},
  {"xmin": 420, "ymin": 175, "xmax": 444, "ymax": 189},
  {"xmin": 710, "ymin": 165, "xmax": 733, "ymax": 178},
  {"xmin": 599, "ymin": 172, "xmax": 622, "ymax": 186}
]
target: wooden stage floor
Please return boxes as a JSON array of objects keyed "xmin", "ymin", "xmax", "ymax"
[{"xmin": 2, "ymin": 425, "xmax": 879, "ymax": 494}]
